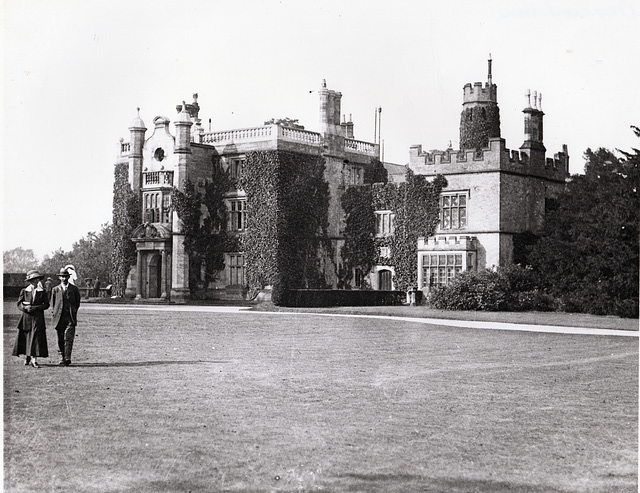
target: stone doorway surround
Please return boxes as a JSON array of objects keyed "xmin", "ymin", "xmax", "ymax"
[{"xmin": 131, "ymin": 223, "xmax": 172, "ymax": 300}]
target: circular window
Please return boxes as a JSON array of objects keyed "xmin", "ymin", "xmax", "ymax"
[{"xmin": 154, "ymin": 148, "xmax": 165, "ymax": 161}]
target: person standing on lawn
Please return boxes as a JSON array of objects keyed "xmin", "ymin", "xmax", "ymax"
[
  {"xmin": 44, "ymin": 276, "xmax": 53, "ymax": 301},
  {"xmin": 50, "ymin": 267, "xmax": 81, "ymax": 366},
  {"xmin": 12, "ymin": 270, "xmax": 50, "ymax": 368}
]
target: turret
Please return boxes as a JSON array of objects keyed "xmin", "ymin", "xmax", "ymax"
[
  {"xmin": 128, "ymin": 108, "xmax": 146, "ymax": 192},
  {"xmin": 459, "ymin": 56, "xmax": 501, "ymax": 150},
  {"xmin": 174, "ymin": 103, "xmax": 193, "ymax": 155}
]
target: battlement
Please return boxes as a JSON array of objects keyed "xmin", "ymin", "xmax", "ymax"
[
  {"xmin": 417, "ymin": 235, "xmax": 478, "ymax": 250},
  {"xmin": 463, "ymin": 82, "xmax": 497, "ymax": 104},
  {"xmin": 408, "ymin": 138, "xmax": 569, "ymax": 182}
]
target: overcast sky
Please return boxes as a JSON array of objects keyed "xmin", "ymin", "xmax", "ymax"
[{"xmin": 2, "ymin": 0, "xmax": 639, "ymax": 259}]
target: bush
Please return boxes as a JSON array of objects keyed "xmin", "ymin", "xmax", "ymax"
[
  {"xmin": 427, "ymin": 265, "xmax": 558, "ymax": 312},
  {"xmin": 614, "ymin": 299, "xmax": 639, "ymax": 319}
]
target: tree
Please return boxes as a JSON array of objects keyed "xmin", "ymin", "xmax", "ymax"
[
  {"xmin": 525, "ymin": 127, "xmax": 639, "ymax": 317},
  {"xmin": 3, "ymin": 247, "xmax": 40, "ymax": 273},
  {"xmin": 39, "ymin": 249, "xmax": 74, "ymax": 277},
  {"xmin": 39, "ymin": 223, "xmax": 113, "ymax": 285}
]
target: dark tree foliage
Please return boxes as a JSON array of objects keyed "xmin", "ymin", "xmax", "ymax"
[
  {"xmin": 172, "ymin": 162, "xmax": 232, "ymax": 294},
  {"xmin": 39, "ymin": 223, "xmax": 113, "ymax": 285},
  {"xmin": 526, "ymin": 127, "xmax": 639, "ymax": 317},
  {"xmin": 364, "ymin": 158, "xmax": 388, "ymax": 184},
  {"xmin": 39, "ymin": 249, "xmax": 74, "ymax": 278}
]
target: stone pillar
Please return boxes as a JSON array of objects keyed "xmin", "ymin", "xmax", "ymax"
[
  {"xmin": 160, "ymin": 249, "xmax": 168, "ymax": 299},
  {"xmin": 171, "ymin": 104, "xmax": 193, "ymax": 303},
  {"xmin": 171, "ymin": 234, "xmax": 189, "ymax": 303},
  {"xmin": 135, "ymin": 250, "xmax": 143, "ymax": 299}
]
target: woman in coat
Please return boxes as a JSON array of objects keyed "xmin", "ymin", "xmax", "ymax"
[{"xmin": 12, "ymin": 270, "xmax": 50, "ymax": 368}]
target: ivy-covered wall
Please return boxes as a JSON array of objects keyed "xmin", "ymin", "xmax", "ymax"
[
  {"xmin": 342, "ymin": 170, "xmax": 447, "ymax": 292},
  {"xmin": 172, "ymin": 160, "xmax": 233, "ymax": 294},
  {"xmin": 240, "ymin": 150, "xmax": 330, "ymax": 301},
  {"xmin": 459, "ymin": 105, "xmax": 501, "ymax": 150},
  {"xmin": 111, "ymin": 163, "xmax": 140, "ymax": 297}
]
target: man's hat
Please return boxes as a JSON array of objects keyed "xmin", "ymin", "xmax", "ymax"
[
  {"xmin": 58, "ymin": 268, "xmax": 71, "ymax": 277},
  {"xmin": 25, "ymin": 270, "xmax": 44, "ymax": 281}
]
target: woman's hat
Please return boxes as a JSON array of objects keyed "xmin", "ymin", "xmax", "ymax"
[
  {"xmin": 58, "ymin": 268, "xmax": 71, "ymax": 277},
  {"xmin": 25, "ymin": 270, "xmax": 44, "ymax": 281}
]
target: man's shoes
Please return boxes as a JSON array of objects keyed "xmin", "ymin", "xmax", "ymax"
[
  {"xmin": 59, "ymin": 360, "xmax": 66, "ymax": 366},
  {"xmin": 64, "ymin": 360, "xmax": 71, "ymax": 366},
  {"xmin": 24, "ymin": 357, "xmax": 31, "ymax": 366}
]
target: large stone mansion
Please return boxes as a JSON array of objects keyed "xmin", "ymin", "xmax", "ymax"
[{"xmin": 114, "ymin": 59, "xmax": 569, "ymax": 301}]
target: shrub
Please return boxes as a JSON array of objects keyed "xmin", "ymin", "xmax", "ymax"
[
  {"xmin": 615, "ymin": 299, "xmax": 639, "ymax": 319},
  {"xmin": 427, "ymin": 265, "xmax": 558, "ymax": 312}
]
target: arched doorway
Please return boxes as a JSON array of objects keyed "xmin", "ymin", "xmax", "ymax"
[
  {"xmin": 147, "ymin": 253, "xmax": 162, "ymax": 298},
  {"xmin": 379, "ymin": 269, "xmax": 392, "ymax": 291}
]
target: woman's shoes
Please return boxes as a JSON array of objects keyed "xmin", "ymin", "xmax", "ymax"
[
  {"xmin": 31, "ymin": 360, "xmax": 40, "ymax": 368},
  {"xmin": 24, "ymin": 357, "xmax": 31, "ymax": 366}
]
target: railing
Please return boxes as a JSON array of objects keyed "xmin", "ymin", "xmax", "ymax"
[
  {"xmin": 201, "ymin": 126, "xmax": 273, "ymax": 144},
  {"xmin": 345, "ymin": 138, "xmax": 377, "ymax": 155},
  {"xmin": 280, "ymin": 126, "xmax": 321, "ymax": 144},
  {"xmin": 143, "ymin": 170, "xmax": 174, "ymax": 186}
]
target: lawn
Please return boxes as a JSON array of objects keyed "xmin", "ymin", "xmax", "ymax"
[{"xmin": 3, "ymin": 302, "xmax": 638, "ymax": 492}]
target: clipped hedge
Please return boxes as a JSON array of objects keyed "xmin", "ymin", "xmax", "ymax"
[{"xmin": 277, "ymin": 289, "xmax": 406, "ymax": 307}]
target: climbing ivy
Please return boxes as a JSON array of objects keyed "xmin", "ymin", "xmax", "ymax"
[
  {"xmin": 341, "ymin": 186, "xmax": 376, "ymax": 287},
  {"xmin": 342, "ymin": 169, "xmax": 446, "ymax": 292},
  {"xmin": 172, "ymin": 161, "xmax": 232, "ymax": 294},
  {"xmin": 111, "ymin": 163, "xmax": 140, "ymax": 297},
  {"xmin": 240, "ymin": 150, "xmax": 330, "ymax": 303}
]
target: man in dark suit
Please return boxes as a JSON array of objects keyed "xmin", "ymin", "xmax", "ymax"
[{"xmin": 51, "ymin": 268, "xmax": 81, "ymax": 366}]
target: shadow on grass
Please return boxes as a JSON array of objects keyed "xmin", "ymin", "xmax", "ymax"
[
  {"xmin": 39, "ymin": 360, "xmax": 228, "ymax": 368},
  {"xmin": 340, "ymin": 473, "xmax": 572, "ymax": 492}
]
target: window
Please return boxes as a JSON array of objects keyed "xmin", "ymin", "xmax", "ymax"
[
  {"xmin": 344, "ymin": 164, "xmax": 364, "ymax": 186},
  {"xmin": 228, "ymin": 254, "xmax": 245, "ymax": 286},
  {"xmin": 422, "ymin": 253, "xmax": 463, "ymax": 288},
  {"xmin": 354, "ymin": 268, "xmax": 363, "ymax": 288},
  {"xmin": 228, "ymin": 199, "xmax": 246, "ymax": 231},
  {"xmin": 379, "ymin": 246, "xmax": 391, "ymax": 258},
  {"xmin": 162, "ymin": 194, "xmax": 171, "ymax": 223},
  {"xmin": 229, "ymin": 158, "xmax": 245, "ymax": 179},
  {"xmin": 143, "ymin": 192, "xmax": 171, "ymax": 224},
  {"xmin": 143, "ymin": 192, "xmax": 160, "ymax": 223},
  {"xmin": 375, "ymin": 211, "xmax": 395, "ymax": 236},
  {"xmin": 440, "ymin": 193, "xmax": 467, "ymax": 230}
]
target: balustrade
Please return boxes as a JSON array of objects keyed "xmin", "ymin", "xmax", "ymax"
[
  {"xmin": 280, "ymin": 127, "xmax": 321, "ymax": 144},
  {"xmin": 143, "ymin": 170, "xmax": 174, "ymax": 186},
  {"xmin": 344, "ymin": 138, "xmax": 377, "ymax": 155},
  {"xmin": 201, "ymin": 125, "xmax": 273, "ymax": 144}
]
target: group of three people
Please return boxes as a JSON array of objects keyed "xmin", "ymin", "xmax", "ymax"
[{"xmin": 12, "ymin": 268, "xmax": 81, "ymax": 368}]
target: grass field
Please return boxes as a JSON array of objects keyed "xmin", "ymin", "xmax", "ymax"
[{"xmin": 3, "ymin": 301, "xmax": 638, "ymax": 492}]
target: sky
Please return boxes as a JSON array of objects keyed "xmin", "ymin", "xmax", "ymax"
[{"xmin": 2, "ymin": 0, "xmax": 639, "ymax": 260}]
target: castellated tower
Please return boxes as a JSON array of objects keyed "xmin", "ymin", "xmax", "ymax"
[{"xmin": 459, "ymin": 57, "xmax": 501, "ymax": 150}]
